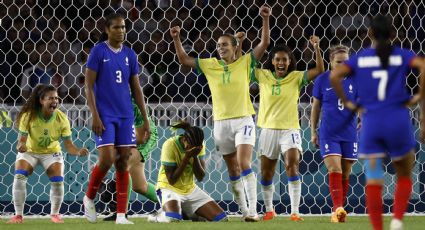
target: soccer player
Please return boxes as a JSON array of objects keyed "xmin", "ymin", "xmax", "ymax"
[
  {"xmin": 310, "ymin": 45, "xmax": 358, "ymax": 223},
  {"xmin": 83, "ymin": 13, "xmax": 150, "ymax": 225},
  {"xmin": 330, "ymin": 15, "xmax": 425, "ymax": 230},
  {"xmin": 170, "ymin": 5, "xmax": 271, "ymax": 221},
  {"xmin": 254, "ymin": 37, "xmax": 324, "ymax": 221},
  {"xmin": 7, "ymin": 84, "xmax": 88, "ymax": 224},
  {"xmin": 147, "ymin": 121, "xmax": 227, "ymax": 222},
  {"xmin": 103, "ymin": 99, "xmax": 159, "ymax": 221}
]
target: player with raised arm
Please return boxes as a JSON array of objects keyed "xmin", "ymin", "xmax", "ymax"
[
  {"xmin": 254, "ymin": 37, "xmax": 324, "ymax": 221},
  {"xmin": 83, "ymin": 13, "xmax": 150, "ymax": 225},
  {"xmin": 7, "ymin": 84, "xmax": 88, "ymax": 224},
  {"xmin": 330, "ymin": 15, "xmax": 425, "ymax": 230},
  {"xmin": 147, "ymin": 121, "xmax": 227, "ymax": 223},
  {"xmin": 170, "ymin": 5, "xmax": 271, "ymax": 221},
  {"xmin": 311, "ymin": 45, "xmax": 358, "ymax": 223}
]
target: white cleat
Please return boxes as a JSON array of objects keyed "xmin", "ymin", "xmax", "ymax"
[
  {"xmin": 116, "ymin": 217, "xmax": 134, "ymax": 225},
  {"xmin": 390, "ymin": 218, "xmax": 403, "ymax": 230},
  {"xmin": 83, "ymin": 195, "xmax": 97, "ymax": 223}
]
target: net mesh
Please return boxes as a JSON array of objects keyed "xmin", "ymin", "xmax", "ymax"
[{"xmin": 1, "ymin": 0, "xmax": 425, "ymax": 216}]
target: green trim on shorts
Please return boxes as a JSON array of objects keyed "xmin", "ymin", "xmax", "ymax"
[{"xmin": 162, "ymin": 161, "xmax": 177, "ymax": 166}]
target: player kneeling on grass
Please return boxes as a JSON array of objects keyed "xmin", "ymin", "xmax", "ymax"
[
  {"xmin": 7, "ymin": 84, "xmax": 88, "ymax": 224},
  {"xmin": 148, "ymin": 121, "xmax": 227, "ymax": 222}
]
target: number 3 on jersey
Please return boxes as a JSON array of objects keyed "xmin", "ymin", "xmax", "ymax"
[
  {"xmin": 116, "ymin": 70, "xmax": 122, "ymax": 83},
  {"xmin": 372, "ymin": 70, "xmax": 388, "ymax": 101}
]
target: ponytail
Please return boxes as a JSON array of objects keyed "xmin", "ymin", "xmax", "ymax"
[{"xmin": 371, "ymin": 15, "xmax": 393, "ymax": 68}]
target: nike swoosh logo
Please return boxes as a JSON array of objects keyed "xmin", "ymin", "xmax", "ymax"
[
  {"xmin": 326, "ymin": 88, "xmax": 332, "ymax": 91},
  {"xmin": 103, "ymin": 59, "xmax": 110, "ymax": 62}
]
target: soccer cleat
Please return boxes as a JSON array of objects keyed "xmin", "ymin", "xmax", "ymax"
[
  {"xmin": 290, "ymin": 213, "xmax": 304, "ymax": 222},
  {"xmin": 330, "ymin": 212, "xmax": 339, "ymax": 223},
  {"xmin": 51, "ymin": 214, "xmax": 64, "ymax": 224},
  {"xmin": 83, "ymin": 195, "xmax": 97, "ymax": 223},
  {"xmin": 242, "ymin": 214, "xmax": 259, "ymax": 222},
  {"xmin": 263, "ymin": 211, "xmax": 277, "ymax": 221},
  {"xmin": 115, "ymin": 217, "xmax": 134, "ymax": 225},
  {"xmin": 335, "ymin": 207, "xmax": 347, "ymax": 222},
  {"xmin": 7, "ymin": 215, "xmax": 23, "ymax": 224},
  {"xmin": 390, "ymin": 218, "xmax": 403, "ymax": 230}
]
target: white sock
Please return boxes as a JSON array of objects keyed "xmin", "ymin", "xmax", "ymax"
[
  {"xmin": 288, "ymin": 179, "xmax": 301, "ymax": 215},
  {"xmin": 12, "ymin": 174, "xmax": 27, "ymax": 216},
  {"xmin": 50, "ymin": 182, "xmax": 64, "ymax": 215},
  {"xmin": 230, "ymin": 177, "xmax": 248, "ymax": 215},
  {"xmin": 261, "ymin": 182, "xmax": 274, "ymax": 212},
  {"xmin": 117, "ymin": 213, "xmax": 126, "ymax": 219},
  {"xmin": 242, "ymin": 172, "xmax": 257, "ymax": 215}
]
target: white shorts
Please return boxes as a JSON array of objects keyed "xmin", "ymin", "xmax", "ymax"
[
  {"xmin": 258, "ymin": 129, "xmax": 303, "ymax": 160},
  {"xmin": 214, "ymin": 116, "xmax": 256, "ymax": 155},
  {"xmin": 158, "ymin": 186, "xmax": 214, "ymax": 216},
  {"xmin": 16, "ymin": 152, "xmax": 64, "ymax": 175}
]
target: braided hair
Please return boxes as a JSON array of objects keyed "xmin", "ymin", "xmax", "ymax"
[{"xmin": 170, "ymin": 120, "xmax": 204, "ymax": 147}]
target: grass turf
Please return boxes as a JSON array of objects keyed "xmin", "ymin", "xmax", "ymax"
[{"xmin": 2, "ymin": 216, "xmax": 425, "ymax": 230}]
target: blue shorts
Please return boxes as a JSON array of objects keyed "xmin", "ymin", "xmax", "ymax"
[
  {"xmin": 319, "ymin": 139, "xmax": 358, "ymax": 160},
  {"xmin": 95, "ymin": 116, "xmax": 136, "ymax": 148},
  {"xmin": 359, "ymin": 108, "xmax": 415, "ymax": 160}
]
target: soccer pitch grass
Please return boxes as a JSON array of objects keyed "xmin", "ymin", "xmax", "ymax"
[{"xmin": 1, "ymin": 216, "xmax": 425, "ymax": 230}]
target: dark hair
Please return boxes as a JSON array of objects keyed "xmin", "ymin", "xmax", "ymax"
[
  {"xmin": 329, "ymin": 44, "xmax": 349, "ymax": 60},
  {"xmin": 371, "ymin": 15, "xmax": 393, "ymax": 68},
  {"xmin": 266, "ymin": 45, "xmax": 297, "ymax": 73},
  {"xmin": 219, "ymin": 34, "xmax": 238, "ymax": 47},
  {"xmin": 170, "ymin": 120, "xmax": 204, "ymax": 147},
  {"xmin": 98, "ymin": 13, "xmax": 125, "ymax": 42},
  {"xmin": 16, "ymin": 84, "xmax": 57, "ymax": 130}
]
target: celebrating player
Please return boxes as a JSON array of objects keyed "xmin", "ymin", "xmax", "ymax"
[
  {"xmin": 170, "ymin": 5, "xmax": 271, "ymax": 221},
  {"xmin": 254, "ymin": 37, "xmax": 324, "ymax": 221},
  {"xmin": 83, "ymin": 13, "xmax": 150, "ymax": 225},
  {"xmin": 330, "ymin": 15, "xmax": 425, "ymax": 230},
  {"xmin": 7, "ymin": 84, "xmax": 88, "ymax": 224},
  {"xmin": 311, "ymin": 45, "xmax": 358, "ymax": 222}
]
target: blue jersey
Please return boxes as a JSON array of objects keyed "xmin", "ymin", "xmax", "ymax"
[
  {"xmin": 344, "ymin": 47, "xmax": 416, "ymax": 112},
  {"xmin": 86, "ymin": 42, "xmax": 139, "ymax": 118},
  {"xmin": 313, "ymin": 71, "xmax": 357, "ymax": 141}
]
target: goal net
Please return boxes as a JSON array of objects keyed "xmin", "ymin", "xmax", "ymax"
[{"xmin": 1, "ymin": 0, "xmax": 424, "ymax": 216}]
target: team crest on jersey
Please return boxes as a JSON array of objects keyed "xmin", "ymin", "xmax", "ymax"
[
  {"xmin": 349, "ymin": 84, "xmax": 353, "ymax": 93},
  {"xmin": 44, "ymin": 129, "xmax": 48, "ymax": 135},
  {"xmin": 325, "ymin": 143, "xmax": 329, "ymax": 152},
  {"xmin": 125, "ymin": 57, "xmax": 129, "ymax": 66}
]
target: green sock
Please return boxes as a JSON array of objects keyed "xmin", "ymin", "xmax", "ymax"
[
  {"xmin": 127, "ymin": 176, "xmax": 133, "ymax": 211},
  {"xmin": 142, "ymin": 183, "xmax": 158, "ymax": 202}
]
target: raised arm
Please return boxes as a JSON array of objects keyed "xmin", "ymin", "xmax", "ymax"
[
  {"xmin": 306, "ymin": 36, "xmax": 325, "ymax": 81},
  {"xmin": 310, "ymin": 97, "xmax": 321, "ymax": 147},
  {"xmin": 234, "ymin": 32, "xmax": 246, "ymax": 59},
  {"xmin": 252, "ymin": 6, "xmax": 271, "ymax": 61},
  {"xmin": 130, "ymin": 75, "xmax": 150, "ymax": 143},
  {"xmin": 164, "ymin": 146, "xmax": 202, "ymax": 185},
  {"xmin": 170, "ymin": 26, "xmax": 196, "ymax": 68},
  {"xmin": 84, "ymin": 68, "xmax": 105, "ymax": 136}
]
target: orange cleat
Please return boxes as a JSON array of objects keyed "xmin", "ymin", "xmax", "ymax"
[
  {"xmin": 335, "ymin": 207, "xmax": 347, "ymax": 223},
  {"xmin": 330, "ymin": 212, "xmax": 339, "ymax": 223},
  {"xmin": 7, "ymin": 215, "xmax": 23, "ymax": 224},
  {"xmin": 51, "ymin": 214, "xmax": 64, "ymax": 224},
  {"xmin": 263, "ymin": 211, "xmax": 277, "ymax": 221},
  {"xmin": 290, "ymin": 213, "xmax": 304, "ymax": 222}
]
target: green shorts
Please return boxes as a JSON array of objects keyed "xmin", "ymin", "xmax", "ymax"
[{"xmin": 136, "ymin": 118, "xmax": 158, "ymax": 162}]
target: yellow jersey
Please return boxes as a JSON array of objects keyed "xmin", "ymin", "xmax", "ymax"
[
  {"xmin": 157, "ymin": 135, "xmax": 206, "ymax": 195},
  {"xmin": 196, "ymin": 53, "xmax": 256, "ymax": 120},
  {"xmin": 18, "ymin": 110, "xmax": 72, "ymax": 154},
  {"xmin": 254, "ymin": 69, "xmax": 308, "ymax": 129}
]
